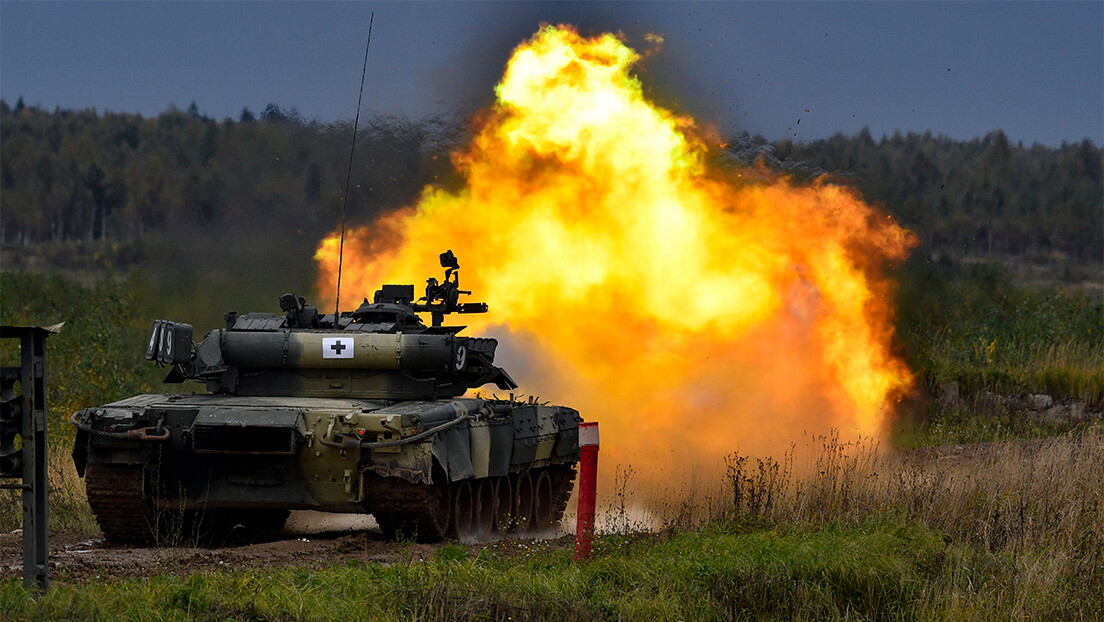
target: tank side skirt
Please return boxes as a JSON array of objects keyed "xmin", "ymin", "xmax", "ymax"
[{"xmin": 432, "ymin": 426, "xmax": 475, "ymax": 481}]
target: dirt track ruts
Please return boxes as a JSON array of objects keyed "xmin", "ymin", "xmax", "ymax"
[{"xmin": 1, "ymin": 511, "xmax": 573, "ymax": 584}]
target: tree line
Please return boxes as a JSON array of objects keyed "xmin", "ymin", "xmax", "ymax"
[
  {"xmin": 2, "ymin": 99, "xmax": 1101, "ymax": 263},
  {"xmin": 0, "ymin": 99, "xmax": 459, "ymax": 249},
  {"xmin": 729, "ymin": 128, "xmax": 1102, "ymax": 262}
]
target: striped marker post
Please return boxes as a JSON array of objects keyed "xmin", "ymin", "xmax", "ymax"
[{"xmin": 574, "ymin": 421, "xmax": 599, "ymax": 561}]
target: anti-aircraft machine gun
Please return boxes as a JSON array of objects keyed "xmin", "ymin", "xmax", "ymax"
[{"xmin": 71, "ymin": 251, "xmax": 580, "ymax": 543}]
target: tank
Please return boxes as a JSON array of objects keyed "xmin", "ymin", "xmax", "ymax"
[{"xmin": 71, "ymin": 251, "xmax": 580, "ymax": 543}]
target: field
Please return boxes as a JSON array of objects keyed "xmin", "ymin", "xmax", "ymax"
[{"xmin": 1, "ymin": 263, "xmax": 1102, "ymax": 620}]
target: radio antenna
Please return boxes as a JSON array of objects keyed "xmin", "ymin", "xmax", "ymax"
[{"xmin": 335, "ymin": 11, "xmax": 374, "ymax": 324}]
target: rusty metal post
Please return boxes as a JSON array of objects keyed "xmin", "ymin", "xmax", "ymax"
[{"xmin": 1, "ymin": 325, "xmax": 59, "ymax": 592}]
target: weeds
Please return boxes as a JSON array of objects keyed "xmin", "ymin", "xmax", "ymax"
[
  {"xmin": 897, "ymin": 261, "xmax": 1104, "ymax": 406},
  {"xmin": 603, "ymin": 464, "xmax": 638, "ymax": 535},
  {"xmin": 710, "ymin": 430, "xmax": 1104, "ymax": 619},
  {"xmin": 0, "ymin": 273, "xmax": 163, "ymax": 533}
]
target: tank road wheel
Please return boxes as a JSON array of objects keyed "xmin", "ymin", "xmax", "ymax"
[
  {"xmin": 84, "ymin": 463, "xmax": 157, "ymax": 545},
  {"xmin": 452, "ymin": 480, "xmax": 474, "ymax": 541},
  {"xmin": 514, "ymin": 471, "xmax": 534, "ymax": 533},
  {"xmin": 417, "ymin": 478, "xmax": 453, "ymax": 542},
  {"xmin": 531, "ymin": 470, "xmax": 554, "ymax": 534},
  {"xmin": 492, "ymin": 475, "xmax": 514, "ymax": 534},
  {"xmin": 375, "ymin": 485, "xmax": 452, "ymax": 542},
  {"xmin": 472, "ymin": 479, "xmax": 494, "ymax": 539}
]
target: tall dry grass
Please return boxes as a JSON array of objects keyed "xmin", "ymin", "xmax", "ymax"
[
  {"xmin": 0, "ymin": 442, "xmax": 97, "ymax": 534},
  {"xmin": 719, "ymin": 430, "xmax": 1103, "ymax": 552},
  {"xmin": 710, "ymin": 429, "xmax": 1104, "ymax": 618}
]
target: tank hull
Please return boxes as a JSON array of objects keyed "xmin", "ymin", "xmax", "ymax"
[{"xmin": 73, "ymin": 393, "xmax": 580, "ymax": 542}]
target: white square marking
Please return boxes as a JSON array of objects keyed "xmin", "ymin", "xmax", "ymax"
[{"xmin": 322, "ymin": 337, "xmax": 354, "ymax": 359}]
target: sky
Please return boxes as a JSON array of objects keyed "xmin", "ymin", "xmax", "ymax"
[{"xmin": 1, "ymin": 1, "xmax": 1101, "ymax": 147}]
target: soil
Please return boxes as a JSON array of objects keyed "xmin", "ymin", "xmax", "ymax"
[{"xmin": 0, "ymin": 511, "xmax": 575, "ymax": 584}]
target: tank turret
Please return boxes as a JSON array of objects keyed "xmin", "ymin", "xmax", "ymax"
[{"xmin": 152, "ymin": 251, "xmax": 516, "ymax": 399}]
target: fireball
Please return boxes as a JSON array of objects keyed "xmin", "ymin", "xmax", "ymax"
[{"xmin": 315, "ymin": 25, "xmax": 914, "ymax": 479}]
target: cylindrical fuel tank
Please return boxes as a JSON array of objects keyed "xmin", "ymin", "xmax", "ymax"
[{"xmin": 219, "ymin": 330, "xmax": 457, "ymax": 370}]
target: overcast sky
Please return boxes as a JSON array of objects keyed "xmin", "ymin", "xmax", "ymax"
[{"xmin": 1, "ymin": 1, "xmax": 1101, "ymax": 146}]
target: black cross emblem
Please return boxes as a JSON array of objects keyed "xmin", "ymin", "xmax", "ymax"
[{"xmin": 330, "ymin": 340, "xmax": 347, "ymax": 354}]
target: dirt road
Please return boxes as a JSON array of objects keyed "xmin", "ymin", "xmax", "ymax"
[{"xmin": 1, "ymin": 511, "xmax": 569, "ymax": 584}]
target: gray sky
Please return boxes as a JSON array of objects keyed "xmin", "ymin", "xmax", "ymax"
[{"xmin": 1, "ymin": 1, "xmax": 1101, "ymax": 146}]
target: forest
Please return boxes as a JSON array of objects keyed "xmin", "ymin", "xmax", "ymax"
[
  {"xmin": 2, "ymin": 98, "xmax": 1100, "ymax": 265},
  {"xmin": 0, "ymin": 99, "xmax": 459, "ymax": 248},
  {"xmin": 738, "ymin": 128, "xmax": 1102, "ymax": 261}
]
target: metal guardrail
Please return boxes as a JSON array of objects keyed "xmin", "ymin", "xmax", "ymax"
[{"xmin": 1, "ymin": 323, "xmax": 61, "ymax": 592}]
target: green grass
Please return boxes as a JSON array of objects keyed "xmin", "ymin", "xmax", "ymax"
[
  {"xmin": 919, "ymin": 336, "xmax": 1104, "ymax": 406},
  {"xmin": 896, "ymin": 257, "xmax": 1104, "ymax": 407},
  {"xmin": 890, "ymin": 257, "xmax": 1104, "ymax": 447},
  {"xmin": 2, "ymin": 517, "xmax": 1098, "ymax": 621},
  {"xmin": 895, "ymin": 402, "xmax": 1104, "ymax": 448},
  {"xmin": 4, "ymin": 429, "xmax": 1101, "ymax": 620}
]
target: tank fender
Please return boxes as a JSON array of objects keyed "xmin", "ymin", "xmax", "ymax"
[
  {"xmin": 431, "ymin": 425, "xmax": 475, "ymax": 482},
  {"xmin": 552, "ymin": 408, "xmax": 583, "ymax": 462},
  {"xmin": 363, "ymin": 420, "xmax": 489, "ymax": 483}
]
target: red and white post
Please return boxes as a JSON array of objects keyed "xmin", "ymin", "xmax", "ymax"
[{"xmin": 574, "ymin": 421, "xmax": 599, "ymax": 561}]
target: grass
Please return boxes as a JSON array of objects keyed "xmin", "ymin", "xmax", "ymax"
[
  {"xmin": 919, "ymin": 336, "xmax": 1104, "ymax": 406},
  {"xmin": 0, "ymin": 443, "xmax": 100, "ymax": 535},
  {"xmin": 721, "ymin": 431, "xmax": 1104, "ymax": 555},
  {"xmin": 895, "ymin": 257, "xmax": 1104, "ymax": 407},
  {"xmin": 719, "ymin": 430, "xmax": 1104, "ymax": 619},
  {"xmin": 895, "ymin": 400, "xmax": 1104, "ymax": 448},
  {"xmin": 2, "ymin": 430, "xmax": 1101, "ymax": 620},
  {"xmin": 0, "ymin": 522, "xmax": 997, "ymax": 621},
  {"xmin": 0, "ymin": 271, "xmax": 164, "ymax": 423}
]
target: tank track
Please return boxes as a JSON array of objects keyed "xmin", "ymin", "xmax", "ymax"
[
  {"xmin": 86, "ymin": 463, "xmax": 290, "ymax": 545},
  {"xmin": 547, "ymin": 464, "xmax": 577, "ymax": 525},
  {"xmin": 87, "ymin": 463, "xmax": 574, "ymax": 545},
  {"xmin": 367, "ymin": 475, "xmax": 451, "ymax": 542},
  {"xmin": 85, "ymin": 463, "xmax": 158, "ymax": 544}
]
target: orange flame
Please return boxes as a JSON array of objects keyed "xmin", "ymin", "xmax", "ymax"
[{"xmin": 315, "ymin": 25, "xmax": 914, "ymax": 479}]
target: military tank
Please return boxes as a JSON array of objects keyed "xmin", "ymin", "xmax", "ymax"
[{"xmin": 71, "ymin": 251, "xmax": 580, "ymax": 543}]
